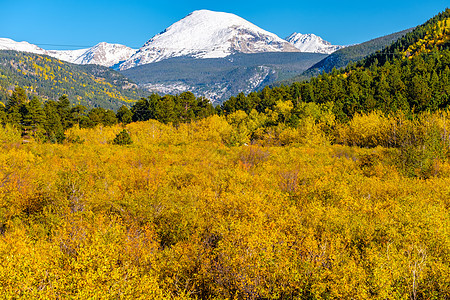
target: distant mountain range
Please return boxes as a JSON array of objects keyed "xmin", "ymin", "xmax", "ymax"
[
  {"xmin": 0, "ymin": 9, "xmax": 412, "ymax": 106},
  {"xmin": 1, "ymin": 10, "xmax": 343, "ymax": 70},
  {"xmin": 0, "ymin": 38, "xmax": 136, "ymax": 68}
]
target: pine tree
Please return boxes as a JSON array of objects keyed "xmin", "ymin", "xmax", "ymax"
[
  {"xmin": 6, "ymin": 86, "xmax": 27, "ymax": 111},
  {"xmin": 155, "ymin": 95, "xmax": 176, "ymax": 124},
  {"xmin": 375, "ymin": 73, "xmax": 392, "ymax": 113},
  {"xmin": 429, "ymin": 70, "xmax": 442, "ymax": 110},
  {"xmin": 69, "ymin": 105, "xmax": 88, "ymax": 127},
  {"xmin": 57, "ymin": 95, "xmax": 72, "ymax": 129},
  {"xmin": 112, "ymin": 129, "xmax": 133, "ymax": 145},
  {"xmin": 22, "ymin": 95, "xmax": 45, "ymax": 134},
  {"xmin": 0, "ymin": 104, "xmax": 6, "ymax": 125},
  {"xmin": 87, "ymin": 107, "xmax": 106, "ymax": 126},
  {"xmin": 116, "ymin": 105, "xmax": 133, "ymax": 125},
  {"xmin": 131, "ymin": 98, "xmax": 151, "ymax": 122},
  {"xmin": 102, "ymin": 110, "xmax": 118, "ymax": 126},
  {"xmin": 177, "ymin": 91, "xmax": 197, "ymax": 122},
  {"xmin": 44, "ymin": 100, "xmax": 65, "ymax": 143},
  {"xmin": 410, "ymin": 75, "xmax": 431, "ymax": 112},
  {"xmin": 6, "ymin": 87, "xmax": 28, "ymax": 127}
]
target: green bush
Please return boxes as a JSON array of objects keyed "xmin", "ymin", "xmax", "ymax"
[{"xmin": 112, "ymin": 129, "xmax": 133, "ymax": 145}]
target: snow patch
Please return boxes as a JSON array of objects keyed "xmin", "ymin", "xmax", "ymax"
[{"xmin": 285, "ymin": 33, "xmax": 345, "ymax": 54}]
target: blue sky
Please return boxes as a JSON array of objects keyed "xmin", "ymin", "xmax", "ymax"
[{"xmin": 1, "ymin": 0, "xmax": 448, "ymax": 49}]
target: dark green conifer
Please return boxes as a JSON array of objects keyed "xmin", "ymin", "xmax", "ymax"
[
  {"xmin": 22, "ymin": 95, "xmax": 45, "ymax": 133},
  {"xmin": 44, "ymin": 100, "xmax": 65, "ymax": 143},
  {"xmin": 116, "ymin": 105, "xmax": 133, "ymax": 125},
  {"xmin": 112, "ymin": 129, "xmax": 133, "ymax": 145}
]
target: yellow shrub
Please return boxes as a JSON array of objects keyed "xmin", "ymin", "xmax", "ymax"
[
  {"xmin": 336, "ymin": 111, "xmax": 392, "ymax": 147},
  {"xmin": 0, "ymin": 124, "xmax": 22, "ymax": 147}
]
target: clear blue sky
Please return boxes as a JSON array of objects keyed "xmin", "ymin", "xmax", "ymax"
[{"xmin": 1, "ymin": 0, "xmax": 448, "ymax": 50}]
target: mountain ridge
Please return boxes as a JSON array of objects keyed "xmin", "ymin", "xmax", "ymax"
[
  {"xmin": 0, "ymin": 38, "xmax": 136, "ymax": 68},
  {"xmin": 276, "ymin": 27, "xmax": 415, "ymax": 85},
  {"xmin": 1, "ymin": 10, "xmax": 347, "ymax": 71},
  {"xmin": 119, "ymin": 9, "xmax": 300, "ymax": 70},
  {"xmin": 285, "ymin": 33, "xmax": 345, "ymax": 54}
]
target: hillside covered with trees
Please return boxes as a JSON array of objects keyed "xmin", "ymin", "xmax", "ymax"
[
  {"xmin": 281, "ymin": 27, "xmax": 415, "ymax": 84},
  {"xmin": 0, "ymin": 51, "xmax": 147, "ymax": 110},
  {"xmin": 220, "ymin": 9, "xmax": 450, "ymax": 122}
]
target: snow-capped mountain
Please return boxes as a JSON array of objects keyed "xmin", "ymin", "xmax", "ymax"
[
  {"xmin": 1, "ymin": 11, "xmax": 346, "ymax": 73},
  {"xmin": 74, "ymin": 42, "xmax": 136, "ymax": 67},
  {"xmin": 0, "ymin": 38, "xmax": 47, "ymax": 55},
  {"xmin": 119, "ymin": 9, "xmax": 300, "ymax": 70},
  {"xmin": 49, "ymin": 42, "xmax": 136, "ymax": 68},
  {"xmin": 46, "ymin": 48, "xmax": 90, "ymax": 63},
  {"xmin": 0, "ymin": 38, "xmax": 136, "ymax": 68},
  {"xmin": 285, "ymin": 33, "xmax": 345, "ymax": 54}
]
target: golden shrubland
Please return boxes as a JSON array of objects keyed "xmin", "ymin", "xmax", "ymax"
[{"xmin": 1, "ymin": 112, "xmax": 450, "ymax": 299}]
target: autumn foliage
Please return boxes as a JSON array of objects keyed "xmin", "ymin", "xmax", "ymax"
[
  {"xmin": 1, "ymin": 111, "xmax": 450, "ymax": 299},
  {"xmin": 1, "ymin": 9, "xmax": 450, "ymax": 298}
]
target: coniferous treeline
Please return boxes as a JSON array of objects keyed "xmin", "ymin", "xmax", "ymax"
[
  {"xmin": 219, "ymin": 8, "xmax": 450, "ymax": 122},
  {"xmin": 129, "ymin": 92, "xmax": 215, "ymax": 124},
  {"xmin": 0, "ymin": 86, "xmax": 118, "ymax": 143},
  {"xmin": 358, "ymin": 8, "xmax": 450, "ymax": 67},
  {"xmin": 220, "ymin": 49, "xmax": 450, "ymax": 123},
  {"xmin": 0, "ymin": 88, "xmax": 215, "ymax": 142}
]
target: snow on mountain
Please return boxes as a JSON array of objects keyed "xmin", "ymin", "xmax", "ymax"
[
  {"xmin": 73, "ymin": 42, "xmax": 136, "ymax": 67},
  {"xmin": 119, "ymin": 9, "xmax": 299, "ymax": 70},
  {"xmin": 1, "ymin": 13, "xmax": 344, "ymax": 71},
  {"xmin": 285, "ymin": 33, "xmax": 345, "ymax": 54},
  {"xmin": 0, "ymin": 38, "xmax": 47, "ymax": 54},
  {"xmin": 46, "ymin": 48, "xmax": 89, "ymax": 63},
  {"xmin": 48, "ymin": 43, "xmax": 136, "ymax": 67},
  {"xmin": 0, "ymin": 38, "xmax": 136, "ymax": 68}
]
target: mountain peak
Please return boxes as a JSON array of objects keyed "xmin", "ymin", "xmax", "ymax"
[
  {"xmin": 286, "ymin": 32, "xmax": 345, "ymax": 54},
  {"xmin": 120, "ymin": 10, "xmax": 299, "ymax": 70},
  {"xmin": 183, "ymin": 9, "xmax": 250, "ymax": 23},
  {"xmin": 0, "ymin": 38, "xmax": 46, "ymax": 54},
  {"xmin": 73, "ymin": 42, "xmax": 136, "ymax": 67}
]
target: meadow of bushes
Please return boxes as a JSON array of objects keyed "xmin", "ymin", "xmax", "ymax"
[{"xmin": 1, "ymin": 108, "xmax": 449, "ymax": 299}]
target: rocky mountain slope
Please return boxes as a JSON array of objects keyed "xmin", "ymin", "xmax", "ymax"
[
  {"xmin": 121, "ymin": 52, "xmax": 326, "ymax": 104},
  {"xmin": 51, "ymin": 42, "xmax": 136, "ymax": 68}
]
